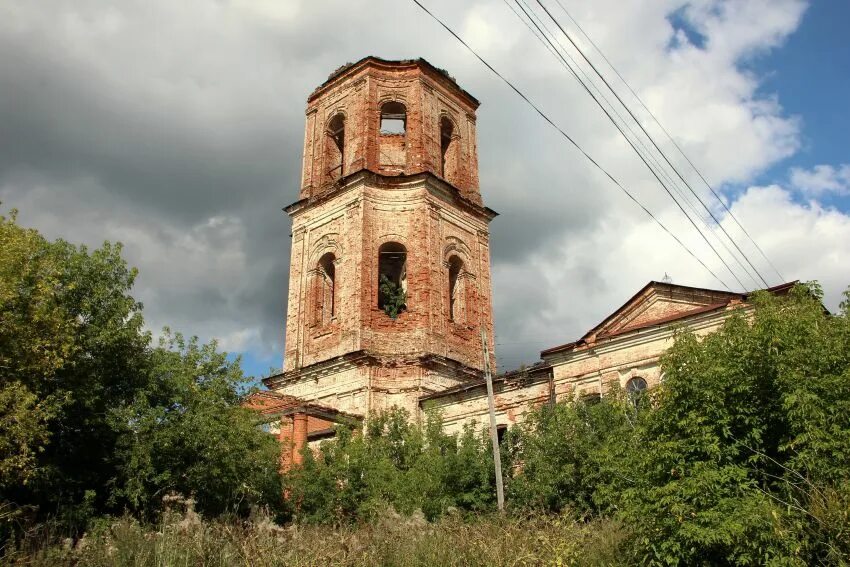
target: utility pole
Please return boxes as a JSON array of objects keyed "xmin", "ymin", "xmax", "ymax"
[{"xmin": 481, "ymin": 328, "xmax": 505, "ymax": 513}]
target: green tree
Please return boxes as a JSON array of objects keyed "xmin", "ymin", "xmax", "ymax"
[
  {"xmin": 0, "ymin": 382, "xmax": 57, "ymax": 492},
  {"xmin": 286, "ymin": 409, "xmax": 496, "ymax": 523},
  {"xmin": 0, "ymin": 209, "xmax": 281, "ymax": 533},
  {"xmin": 109, "ymin": 331, "xmax": 283, "ymax": 519},
  {"xmin": 0, "ymin": 210, "xmax": 74, "ymax": 497},
  {"xmin": 617, "ymin": 283, "xmax": 850, "ymax": 565},
  {"xmin": 505, "ymin": 391, "xmax": 642, "ymax": 516},
  {"xmin": 1, "ymin": 208, "xmax": 147, "ymax": 528}
]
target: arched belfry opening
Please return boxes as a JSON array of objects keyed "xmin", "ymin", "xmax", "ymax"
[
  {"xmin": 378, "ymin": 242, "xmax": 407, "ymax": 316},
  {"xmin": 380, "ymin": 101, "xmax": 407, "ymax": 134},
  {"xmin": 440, "ymin": 116, "xmax": 457, "ymax": 183},
  {"xmin": 379, "ymin": 101, "xmax": 407, "ymax": 171},
  {"xmin": 448, "ymin": 255, "xmax": 465, "ymax": 323},
  {"xmin": 312, "ymin": 252, "xmax": 336, "ymax": 327},
  {"xmin": 325, "ymin": 114, "xmax": 345, "ymax": 182}
]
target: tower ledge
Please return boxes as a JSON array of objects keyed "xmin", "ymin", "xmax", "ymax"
[
  {"xmin": 285, "ymin": 169, "xmax": 498, "ymax": 222},
  {"xmin": 309, "ymin": 56, "xmax": 480, "ymax": 109}
]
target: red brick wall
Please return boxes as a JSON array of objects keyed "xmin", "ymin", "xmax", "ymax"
[
  {"xmin": 300, "ymin": 59, "xmax": 481, "ymax": 205},
  {"xmin": 278, "ymin": 59, "xmax": 495, "ymax": 417}
]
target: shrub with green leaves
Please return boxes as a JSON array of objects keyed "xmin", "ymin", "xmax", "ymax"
[
  {"xmin": 109, "ymin": 331, "xmax": 283, "ymax": 519},
  {"xmin": 379, "ymin": 274, "xmax": 406, "ymax": 319},
  {"xmin": 616, "ymin": 283, "xmax": 850, "ymax": 565},
  {"xmin": 286, "ymin": 408, "xmax": 496, "ymax": 523},
  {"xmin": 504, "ymin": 388, "xmax": 644, "ymax": 516},
  {"xmin": 0, "ymin": 209, "xmax": 282, "ymax": 538}
]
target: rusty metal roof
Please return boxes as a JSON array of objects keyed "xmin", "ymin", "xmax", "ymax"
[{"xmin": 243, "ymin": 390, "xmax": 362, "ymax": 423}]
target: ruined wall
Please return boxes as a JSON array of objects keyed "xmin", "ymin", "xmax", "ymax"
[
  {"xmin": 275, "ymin": 57, "xmax": 495, "ymax": 424},
  {"xmin": 284, "ymin": 186, "xmax": 364, "ymax": 372},
  {"xmin": 358, "ymin": 180, "xmax": 494, "ymax": 369},
  {"xmin": 424, "ymin": 376, "xmax": 551, "ymax": 435},
  {"xmin": 595, "ymin": 285, "xmax": 741, "ymax": 336},
  {"xmin": 425, "ymin": 306, "xmax": 742, "ymax": 435},
  {"xmin": 300, "ymin": 58, "xmax": 481, "ymax": 205},
  {"xmin": 283, "ymin": 175, "xmax": 494, "ymax": 374},
  {"xmin": 278, "ymin": 174, "xmax": 495, "ymax": 418}
]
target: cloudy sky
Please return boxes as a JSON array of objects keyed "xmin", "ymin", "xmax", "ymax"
[{"xmin": 2, "ymin": 0, "xmax": 848, "ymax": 376}]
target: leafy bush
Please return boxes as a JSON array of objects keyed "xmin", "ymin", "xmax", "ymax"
[
  {"xmin": 286, "ymin": 409, "xmax": 496, "ymax": 523},
  {"xmin": 109, "ymin": 331, "xmax": 283, "ymax": 519},
  {"xmin": 379, "ymin": 274, "xmax": 406, "ymax": 319},
  {"xmin": 504, "ymin": 388, "xmax": 644, "ymax": 516},
  {"xmin": 0, "ymin": 209, "xmax": 282, "ymax": 540}
]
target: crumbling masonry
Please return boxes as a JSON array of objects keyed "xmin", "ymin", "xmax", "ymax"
[
  {"xmin": 248, "ymin": 57, "xmax": 498, "ymax": 464},
  {"xmin": 244, "ymin": 57, "xmax": 796, "ymax": 469}
]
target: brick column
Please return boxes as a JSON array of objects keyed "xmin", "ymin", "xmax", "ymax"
[
  {"xmin": 292, "ymin": 412, "xmax": 308, "ymax": 466},
  {"xmin": 278, "ymin": 416, "xmax": 294, "ymax": 473}
]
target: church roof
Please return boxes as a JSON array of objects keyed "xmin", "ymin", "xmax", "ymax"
[
  {"xmin": 540, "ymin": 280, "xmax": 797, "ymax": 358},
  {"xmin": 243, "ymin": 390, "xmax": 362, "ymax": 423}
]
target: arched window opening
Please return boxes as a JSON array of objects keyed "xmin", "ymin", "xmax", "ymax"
[
  {"xmin": 378, "ymin": 242, "xmax": 407, "ymax": 318},
  {"xmin": 440, "ymin": 116, "xmax": 455, "ymax": 179},
  {"xmin": 325, "ymin": 114, "xmax": 345, "ymax": 182},
  {"xmin": 448, "ymin": 255, "xmax": 464, "ymax": 323},
  {"xmin": 315, "ymin": 252, "xmax": 336, "ymax": 326},
  {"xmin": 626, "ymin": 376, "xmax": 648, "ymax": 407},
  {"xmin": 380, "ymin": 101, "xmax": 406, "ymax": 134}
]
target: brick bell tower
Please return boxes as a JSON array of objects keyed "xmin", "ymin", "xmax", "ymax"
[{"xmin": 264, "ymin": 57, "xmax": 497, "ymax": 421}]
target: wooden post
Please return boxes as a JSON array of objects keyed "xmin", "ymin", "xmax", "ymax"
[{"xmin": 481, "ymin": 329, "xmax": 505, "ymax": 513}]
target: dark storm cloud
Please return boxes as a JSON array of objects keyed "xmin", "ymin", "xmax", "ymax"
[
  {"xmin": 0, "ymin": 0, "xmax": 818, "ymax": 373},
  {"xmin": 0, "ymin": 29, "xmax": 298, "ymax": 224}
]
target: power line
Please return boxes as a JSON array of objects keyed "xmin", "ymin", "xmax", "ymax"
[
  {"xmin": 511, "ymin": 0, "xmax": 747, "ymax": 290},
  {"xmin": 551, "ymin": 0, "xmax": 784, "ymax": 284},
  {"xmin": 501, "ymin": 0, "xmax": 560, "ymax": 61},
  {"xmin": 536, "ymin": 0, "xmax": 772, "ymax": 288},
  {"xmin": 511, "ymin": 0, "xmax": 762, "ymax": 289},
  {"xmin": 410, "ymin": 0, "xmax": 732, "ymax": 290},
  {"xmin": 535, "ymin": 0, "xmax": 769, "ymax": 288}
]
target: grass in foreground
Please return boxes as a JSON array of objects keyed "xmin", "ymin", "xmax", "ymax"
[{"xmin": 7, "ymin": 510, "xmax": 628, "ymax": 567}]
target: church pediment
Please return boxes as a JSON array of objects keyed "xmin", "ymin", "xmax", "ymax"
[{"xmin": 582, "ymin": 282, "xmax": 743, "ymax": 342}]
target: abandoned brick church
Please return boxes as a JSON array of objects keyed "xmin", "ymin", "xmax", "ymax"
[{"xmin": 245, "ymin": 57, "xmax": 793, "ymax": 469}]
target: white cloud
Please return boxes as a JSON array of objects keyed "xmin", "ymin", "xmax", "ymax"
[
  {"xmin": 0, "ymin": 174, "xmax": 269, "ymax": 357},
  {"xmin": 3, "ymin": 0, "xmax": 843, "ymax": 375},
  {"xmin": 789, "ymin": 164, "xmax": 850, "ymax": 196},
  {"xmin": 494, "ymin": 182, "xmax": 850, "ymax": 370}
]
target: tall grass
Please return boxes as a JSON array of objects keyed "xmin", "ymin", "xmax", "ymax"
[{"xmin": 7, "ymin": 510, "xmax": 628, "ymax": 566}]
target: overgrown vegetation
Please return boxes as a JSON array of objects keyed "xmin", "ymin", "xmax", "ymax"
[
  {"xmin": 286, "ymin": 410, "xmax": 496, "ymax": 523},
  {"xmin": 504, "ymin": 282, "xmax": 850, "ymax": 565},
  {"xmin": 284, "ymin": 281, "xmax": 850, "ymax": 565},
  {"xmin": 3, "ymin": 209, "xmax": 850, "ymax": 565},
  {"xmin": 7, "ymin": 509, "xmax": 627, "ymax": 566},
  {"xmin": 379, "ymin": 274, "xmax": 406, "ymax": 319},
  {"xmin": 0, "ymin": 210, "xmax": 282, "ymax": 546}
]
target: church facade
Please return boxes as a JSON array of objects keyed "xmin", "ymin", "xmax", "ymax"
[{"xmin": 245, "ymin": 57, "xmax": 793, "ymax": 467}]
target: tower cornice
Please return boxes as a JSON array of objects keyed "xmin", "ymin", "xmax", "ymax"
[
  {"xmin": 285, "ymin": 169, "xmax": 498, "ymax": 221},
  {"xmin": 308, "ymin": 56, "xmax": 480, "ymax": 110}
]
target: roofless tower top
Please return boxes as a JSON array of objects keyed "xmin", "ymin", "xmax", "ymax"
[{"xmin": 299, "ymin": 56, "xmax": 484, "ymax": 206}]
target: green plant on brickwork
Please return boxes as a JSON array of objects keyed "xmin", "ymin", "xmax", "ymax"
[{"xmin": 379, "ymin": 274, "xmax": 406, "ymax": 319}]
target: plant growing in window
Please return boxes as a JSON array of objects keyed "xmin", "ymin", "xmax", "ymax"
[{"xmin": 379, "ymin": 274, "xmax": 406, "ymax": 319}]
